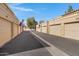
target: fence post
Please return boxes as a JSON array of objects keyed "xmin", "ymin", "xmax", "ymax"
[{"xmin": 47, "ymin": 21, "xmax": 49, "ymax": 34}]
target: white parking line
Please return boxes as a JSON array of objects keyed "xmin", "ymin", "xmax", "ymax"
[{"xmin": 30, "ymin": 31, "xmax": 69, "ymax": 56}]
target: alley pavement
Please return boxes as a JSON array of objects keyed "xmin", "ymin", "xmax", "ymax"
[
  {"xmin": 0, "ymin": 31, "xmax": 51, "ymax": 56},
  {"xmin": 1, "ymin": 31, "xmax": 79, "ymax": 56},
  {"xmin": 32, "ymin": 31, "xmax": 79, "ymax": 56}
]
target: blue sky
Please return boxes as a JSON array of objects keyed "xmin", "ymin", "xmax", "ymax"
[{"xmin": 8, "ymin": 3, "xmax": 79, "ymax": 23}]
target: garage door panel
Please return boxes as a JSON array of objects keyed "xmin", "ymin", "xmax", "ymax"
[
  {"xmin": 0, "ymin": 18, "xmax": 11, "ymax": 47},
  {"xmin": 49, "ymin": 25, "xmax": 60, "ymax": 36},
  {"xmin": 65, "ymin": 23, "xmax": 79, "ymax": 40},
  {"xmin": 13, "ymin": 24, "xmax": 18, "ymax": 38}
]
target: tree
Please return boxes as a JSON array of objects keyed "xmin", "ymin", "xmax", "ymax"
[
  {"xmin": 64, "ymin": 5, "xmax": 74, "ymax": 15},
  {"xmin": 67, "ymin": 5, "xmax": 73, "ymax": 12},
  {"xmin": 27, "ymin": 17, "xmax": 38, "ymax": 29}
]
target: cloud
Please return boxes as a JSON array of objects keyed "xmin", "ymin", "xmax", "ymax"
[
  {"xmin": 8, "ymin": 4, "xmax": 39, "ymax": 13},
  {"xmin": 8, "ymin": 3, "xmax": 22, "ymax": 6},
  {"xmin": 12, "ymin": 6, "xmax": 34, "ymax": 12}
]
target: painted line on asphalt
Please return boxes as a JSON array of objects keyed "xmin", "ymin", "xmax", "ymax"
[{"xmin": 30, "ymin": 31, "xmax": 69, "ymax": 56}]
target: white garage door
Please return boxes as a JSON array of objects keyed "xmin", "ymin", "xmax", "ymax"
[
  {"xmin": 65, "ymin": 23, "xmax": 79, "ymax": 40},
  {"xmin": 42, "ymin": 26, "xmax": 47, "ymax": 33},
  {"xmin": 49, "ymin": 25, "xmax": 61, "ymax": 36},
  {"xmin": 0, "ymin": 18, "xmax": 11, "ymax": 47}
]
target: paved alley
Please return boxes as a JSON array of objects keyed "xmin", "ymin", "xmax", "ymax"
[{"xmin": 0, "ymin": 31, "xmax": 51, "ymax": 56}]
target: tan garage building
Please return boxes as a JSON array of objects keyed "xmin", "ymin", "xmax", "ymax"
[
  {"xmin": 13, "ymin": 23, "xmax": 19, "ymax": 38},
  {"xmin": 0, "ymin": 18, "xmax": 12, "ymax": 47},
  {"xmin": 49, "ymin": 10, "xmax": 79, "ymax": 40},
  {"xmin": 0, "ymin": 4, "xmax": 22, "ymax": 47},
  {"xmin": 48, "ymin": 17, "xmax": 62, "ymax": 36},
  {"xmin": 36, "ymin": 9, "xmax": 79, "ymax": 40},
  {"xmin": 64, "ymin": 23, "xmax": 79, "ymax": 40}
]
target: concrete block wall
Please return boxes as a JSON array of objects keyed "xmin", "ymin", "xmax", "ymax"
[
  {"xmin": 0, "ymin": 4, "xmax": 22, "ymax": 47},
  {"xmin": 36, "ymin": 25, "xmax": 40, "ymax": 32},
  {"xmin": 41, "ymin": 22, "xmax": 47, "ymax": 33},
  {"xmin": 36, "ymin": 10, "xmax": 79, "ymax": 40}
]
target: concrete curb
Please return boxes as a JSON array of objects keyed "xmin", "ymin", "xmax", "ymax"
[{"xmin": 30, "ymin": 31, "xmax": 69, "ymax": 56}]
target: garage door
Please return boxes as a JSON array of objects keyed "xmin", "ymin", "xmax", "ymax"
[
  {"xmin": 13, "ymin": 24, "xmax": 18, "ymax": 38},
  {"xmin": 0, "ymin": 18, "xmax": 11, "ymax": 47},
  {"xmin": 65, "ymin": 23, "xmax": 79, "ymax": 40},
  {"xmin": 18, "ymin": 26, "xmax": 21, "ymax": 34},
  {"xmin": 42, "ymin": 26, "xmax": 47, "ymax": 33},
  {"xmin": 49, "ymin": 25, "xmax": 61, "ymax": 36}
]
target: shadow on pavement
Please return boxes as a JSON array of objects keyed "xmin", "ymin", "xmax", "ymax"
[{"xmin": 0, "ymin": 31, "xmax": 49, "ymax": 56}]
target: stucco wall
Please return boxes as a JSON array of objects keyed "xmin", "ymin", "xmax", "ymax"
[
  {"xmin": 0, "ymin": 4, "xmax": 22, "ymax": 47},
  {"xmin": 36, "ymin": 10, "xmax": 79, "ymax": 40},
  {"xmin": 0, "ymin": 17, "xmax": 11, "ymax": 47},
  {"xmin": 36, "ymin": 25, "xmax": 40, "ymax": 32},
  {"xmin": 41, "ymin": 23, "xmax": 47, "ymax": 33}
]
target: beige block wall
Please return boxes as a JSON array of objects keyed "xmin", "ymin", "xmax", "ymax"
[
  {"xmin": 41, "ymin": 26, "xmax": 47, "ymax": 33},
  {"xmin": 36, "ymin": 25, "xmax": 40, "ymax": 32},
  {"xmin": 41, "ymin": 22, "xmax": 47, "ymax": 33},
  {"xmin": 36, "ymin": 10, "xmax": 79, "ymax": 40}
]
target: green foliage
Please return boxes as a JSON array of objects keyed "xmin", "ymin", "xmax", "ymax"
[
  {"xmin": 27, "ymin": 17, "xmax": 38, "ymax": 29},
  {"xmin": 64, "ymin": 5, "xmax": 74, "ymax": 15},
  {"xmin": 67, "ymin": 5, "xmax": 73, "ymax": 12}
]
